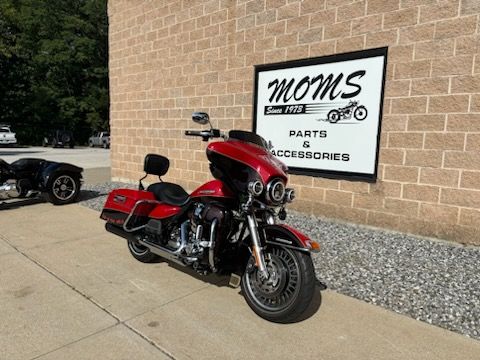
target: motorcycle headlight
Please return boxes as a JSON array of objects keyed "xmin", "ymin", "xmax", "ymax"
[
  {"xmin": 266, "ymin": 178, "xmax": 285, "ymax": 204},
  {"xmin": 247, "ymin": 180, "xmax": 264, "ymax": 196},
  {"xmin": 285, "ymin": 188, "xmax": 295, "ymax": 203}
]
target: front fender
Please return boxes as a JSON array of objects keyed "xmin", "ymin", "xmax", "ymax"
[
  {"xmin": 260, "ymin": 224, "xmax": 320, "ymax": 253},
  {"xmin": 38, "ymin": 162, "xmax": 83, "ymax": 190}
]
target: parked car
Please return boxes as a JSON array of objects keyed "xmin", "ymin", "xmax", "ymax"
[
  {"xmin": 0, "ymin": 125, "xmax": 17, "ymax": 146},
  {"xmin": 88, "ymin": 131, "xmax": 110, "ymax": 148},
  {"xmin": 43, "ymin": 130, "xmax": 75, "ymax": 148}
]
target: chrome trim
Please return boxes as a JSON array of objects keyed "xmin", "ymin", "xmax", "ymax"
[
  {"xmin": 266, "ymin": 178, "xmax": 285, "ymax": 204},
  {"xmin": 248, "ymin": 180, "xmax": 264, "ymax": 196},
  {"xmin": 285, "ymin": 188, "xmax": 295, "ymax": 203},
  {"xmin": 123, "ymin": 199, "xmax": 162, "ymax": 232},
  {"xmin": 246, "ymin": 214, "xmax": 268, "ymax": 276},
  {"xmin": 265, "ymin": 240, "xmax": 310, "ymax": 253},
  {"xmin": 208, "ymin": 219, "xmax": 218, "ymax": 272}
]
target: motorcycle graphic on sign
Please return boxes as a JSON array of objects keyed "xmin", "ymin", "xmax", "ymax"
[{"xmin": 327, "ymin": 100, "xmax": 368, "ymax": 123}]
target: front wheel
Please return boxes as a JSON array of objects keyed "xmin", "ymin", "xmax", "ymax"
[
  {"xmin": 241, "ymin": 247, "xmax": 316, "ymax": 323},
  {"xmin": 354, "ymin": 105, "xmax": 367, "ymax": 121},
  {"xmin": 45, "ymin": 173, "xmax": 81, "ymax": 205}
]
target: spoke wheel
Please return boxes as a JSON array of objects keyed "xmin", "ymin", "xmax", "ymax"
[
  {"xmin": 52, "ymin": 175, "xmax": 76, "ymax": 201},
  {"xmin": 45, "ymin": 173, "xmax": 81, "ymax": 205},
  {"xmin": 354, "ymin": 106, "xmax": 368, "ymax": 121},
  {"xmin": 241, "ymin": 246, "xmax": 315, "ymax": 323}
]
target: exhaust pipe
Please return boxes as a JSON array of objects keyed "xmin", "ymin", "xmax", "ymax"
[
  {"xmin": 0, "ymin": 181, "xmax": 20, "ymax": 200},
  {"xmin": 105, "ymin": 223, "xmax": 197, "ymax": 267}
]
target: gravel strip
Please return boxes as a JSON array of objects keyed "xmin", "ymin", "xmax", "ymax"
[{"xmin": 79, "ymin": 182, "xmax": 480, "ymax": 340}]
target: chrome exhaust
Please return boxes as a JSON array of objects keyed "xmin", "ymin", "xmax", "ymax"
[{"xmin": 0, "ymin": 180, "xmax": 19, "ymax": 200}]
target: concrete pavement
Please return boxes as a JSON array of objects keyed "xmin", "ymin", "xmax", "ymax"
[
  {"xmin": 1, "ymin": 203, "xmax": 479, "ymax": 360},
  {"xmin": 0, "ymin": 146, "xmax": 110, "ymax": 169}
]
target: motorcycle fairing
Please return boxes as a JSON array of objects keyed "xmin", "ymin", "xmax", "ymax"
[
  {"xmin": 261, "ymin": 224, "xmax": 320, "ymax": 253},
  {"xmin": 38, "ymin": 162, "xmax": 83, "ymax": 190},
  {"xmin": 207, "ymin": 140, "xmax": 288, "ymax": 185}
]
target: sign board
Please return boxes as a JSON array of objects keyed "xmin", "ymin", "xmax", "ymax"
[{"xmin": 253, "ymin": 47, "xmax": 388, "ymax": 182}]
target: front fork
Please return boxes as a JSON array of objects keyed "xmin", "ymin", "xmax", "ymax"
[{"xmin": 246, "ymin": 213, "xmax": 269, "ymax": 278}]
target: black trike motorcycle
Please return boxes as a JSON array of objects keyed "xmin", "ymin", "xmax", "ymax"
[{"xmin": 0, "ymin": 158, "xmax": 83, "ymax": 205}]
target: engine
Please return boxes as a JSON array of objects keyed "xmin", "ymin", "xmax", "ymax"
[{"xmin": 0, "ymin": 180, "xmax": 20, "ymax": 199}]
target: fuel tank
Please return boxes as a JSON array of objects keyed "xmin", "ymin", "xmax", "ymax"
[{"xmin": 190, "ymin": 179, "xmax": 235, "ymax": 199}]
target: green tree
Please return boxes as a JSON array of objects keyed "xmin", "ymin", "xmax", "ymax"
[{"xmin": 0, "ymin": 0, "xmax": 108, "ymax": 145}]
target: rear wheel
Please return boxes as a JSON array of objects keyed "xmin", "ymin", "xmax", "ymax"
[
  {"xmin": 241, "ymin": 246, "xmax": 315, "ymax": 323},
  {"xmin": 127, "ymin": 240, "xmax": 159, "ymax": 263},
  {"xmin": 327, "ymin": 109, "xmax": 340, "ymax": 123},
  {"xmin": 45, "ymin": 173, "xmax": 81, "ymax": 205}
]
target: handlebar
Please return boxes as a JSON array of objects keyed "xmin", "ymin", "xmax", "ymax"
[{"xmin": 185, "ymin": 129, "xmax": 223, "ymax": 141}]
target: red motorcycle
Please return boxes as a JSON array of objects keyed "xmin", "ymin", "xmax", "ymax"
[{"xmin": 101, "ymin": 112, "xmax": 319, "ymax": 322}]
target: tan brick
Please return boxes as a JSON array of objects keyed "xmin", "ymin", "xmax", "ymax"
[
  {"xmin": 466, "ymin": 133, "xmax": 480, "ymax": 151},
  {"xmin": 245, "ymin": 0, "xmax": 265, "ymax": 15},
  {"xmin": 351, "ymin": 14, "xmax": 382, "ymax": 34},
  {"xmin": 408, "ymin": 114, "xmax": 446, "ymax": 131},
  {"xmin": 384, "ymin": 8, "xmax": 418, "ymax": 29},
  {"xmin": 434, "ymin": 16, "xmax": 477, "ymax": 40},
  {"xmin": 286, "ymin": 45, "xmax": 309, "ymax": 59},
  {"xmin": 276, "ymin": 33, "xmax": 298, "ymax": 48},
  {"xmin": 391, "ymin": 96, "xmax": 427, "ymax": 114},
  {"xmin": 337, "ymin": 1, "xmax": 366, "ymax": 21},
  {"xmin": 394, "ymin": 60, "xmax": 431, "ymax": 79},
  {"xmin": 404, "ymin": 184, "xmax": 439, "ymax": 202},
  {"xmin": 411, "ymin": 78, "xmax": 449, "ymax": 95},
  {"xmin": 419, "ymin": 1, "xmax": 459, "ymax": 23},
  {"xmin": 299, "ymin": 27, "xmax": 323, "ymax": 44},
  {"xmin": 336, "ymin": 35, "xmax": 366, "ymax": 52},
  {"xmin": 399, "ymin": 23, "xmax": 434, "ymax": 44},
  {"xmin": 384, "ymin": 165, "xmax": 419, "ymax": 182},
  {"xmin": 415, "ymin": 39, "xmax": 454, "ymax": 60},
  {"xmin": 299, "ymin": 186, "xmax": 325, "ymax": 201},
  {"xmin": 451, "ymin": 75, "xmax": 480, "ymax": 94},
  {"xmin": 419, "ymin": 203, "xmax": 459, "ymax": 224},
  {"xmin": 289, "ymin": 174, "xmax": 313, "ymax": 187},
  {"xmin": 325, "ymin": 190, "xmax": 353, "ymax": 206},
  {"xmin": 444, "ymin": 151, "xmax": 480, "ymax": 170},
  {"xmin": 310, "ymin": 9, "xmax": 336, "ymax": 26},
  {"xmin": 447, "ymin": 114, "xmax": 480, "ymax": 131},
  {"xmin": 367, "ymin": 211, "xmax": 401, "ymax": 229},
  {"xmin": 277, "ymin": 3, "xmax": 300, "ymax": 20},
  {"xmin": 389, "ymin": 44, "xmax": 414, "ymax": 63},
  {"xmin": 385, "ymin": 79, "xmax": 410, "ymax": 97},
  {"xmin": 324, "ymin": 21, "xmax": 351, "ymax": 40},
  {"xmin": 388, "ymin": 132, "xmax": 424, "ymax": 148},
  {"xmin": 460, "ymin": 0, "xmax": 480, "ymax": 15},
  {"xmin": 379, "ymin": 148, "xmax": 405, "ymax": 165},
  {"xmin": 340, "ymin": 181, "xmax": 370, "ymax": 193},
  {"xmin": 431, "ymin": 55, "xmax": 474, "ymax": 76},
  {"xmin": 367, "ymin": 0, "xmax": 399, "ymax": 14},
  {"xmin": 309, "ymin": 40, "xmax": 336, "ymax": 57},
  {"xmin": 405, "ymin": 150, "xmax": 443, "ymax": 167},
  {"xmin": 300, "ymin": 0, "xmax": 326, "ymax": 15},
  {"xmin": 428, "ymin": 95, "xmax": 469, "ymax": 113},
  {"xmin": 420, "ymin": 167, "xmax": 460, "ymax": 187},
  {"xmin": 472, "ymin": 94, "xmax": 480, "ymax": 111},
  {"xmin": 382, "ymin": 115, "xmax": 408, "ymax": 131},
  {"xmin": 353, "ymin": 193, "xmax": 384, "ymax": 210},
  {"xmin": 441, "ymin": 188, "xmax": 480, "ymax": 208},
  {"xmin": 424, "ymin": 133, "xmax": 465, "ymax": 150},
  {"xmin": 384, "ymin": 198, "xmax": 419, "ymax": 216},
  {"xmin": 461, "ymin": 170, "xmax": 480, "ymax": 189},
  {"xmin": 366, "ymin": 29, "xmax": 398, "ymax": 47},
  {"xmin": 455, "ymin": 35, "xmax": 480, "ymax": 55},
  {"xmin": 459, "ymin": 208, "xmax": 480, "ymax": 227},
  {"xmin": 313, "ymin": 177, "xmax": 340, "ymax": 189}
]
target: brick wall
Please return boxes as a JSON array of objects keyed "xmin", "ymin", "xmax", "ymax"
[{"xmin": 108, "ymin": 0, "xmax": 480, "ymax": 245}]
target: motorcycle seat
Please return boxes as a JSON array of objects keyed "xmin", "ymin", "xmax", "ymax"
[{"xmin": 147, "ymin": 182, "xmax": 190, "ymax": 206}]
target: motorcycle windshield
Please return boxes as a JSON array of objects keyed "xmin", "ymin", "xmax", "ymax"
[{"xmin": 228, "ymin": 130, "xmax": 269, "ymax": 149}]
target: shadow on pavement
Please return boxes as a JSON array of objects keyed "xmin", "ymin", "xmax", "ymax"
[
  {"xmin": 0, "ymin": 197, "xmax": 46, "ymax": 210},
  {"xmin": 154, "ymin": 260, "xmax": 325, "ymax": 323},
  {"xmin": 78, "ymin": 189, "xmax": 104, "ymax": 201},
  {"xmin": 0, "ymin": 150, "xmax": 44, "ymax": 156}
]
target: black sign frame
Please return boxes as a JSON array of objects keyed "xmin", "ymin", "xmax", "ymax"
[{"xmin": 252, "ymin": 47, "xmax": 388, "ymax": 183}]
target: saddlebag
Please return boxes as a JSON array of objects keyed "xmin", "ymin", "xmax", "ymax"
[{"xmin": 100, "ymin": 189, "xmax": 157, "ymax": 227}]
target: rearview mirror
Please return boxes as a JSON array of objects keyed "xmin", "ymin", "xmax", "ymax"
[{"xmin": 192, "ymin": 112, "xmax": 210, "ymax": 125}]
